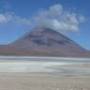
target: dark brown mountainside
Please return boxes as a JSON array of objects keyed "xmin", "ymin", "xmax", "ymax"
[{"xmin": 0, "ymin": 27, "xmax": 90, "ymax": 57}]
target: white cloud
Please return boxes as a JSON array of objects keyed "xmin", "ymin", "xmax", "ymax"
[
  {"xmin": 0, "ymin": 4, "xmax": 85, "ymax": 34},
  {"xmin": 0, "ymin": 13, "xmax": 31, "ymax": 25},
  {"xmin": 0, "ymin": 14, "xmax": 11, "ymax": 23},
  {"xmin": 33, "ymin": 4, "xmax": 85, "ymax": 33},
  {"xmin": 0, "ymin": 12, "xmax": 31, "ymax": 43}
]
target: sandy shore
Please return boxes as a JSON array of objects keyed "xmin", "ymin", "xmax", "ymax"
[{"xmin": 0, "ymin": 72, "xmax": 89, "ymax": 90}]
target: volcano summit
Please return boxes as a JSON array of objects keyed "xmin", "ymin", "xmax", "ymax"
[{"xmin": 0, "ymin": 27, "xmax": 90, "ymax": 57}]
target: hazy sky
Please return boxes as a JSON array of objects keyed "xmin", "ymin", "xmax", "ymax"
[{"xmin": 0, "ymin": 0, "xmax": 90, "ymax": 50}]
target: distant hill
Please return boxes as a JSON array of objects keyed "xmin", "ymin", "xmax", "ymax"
[{"xmin": 0, "ymin": 27, "xmax": 90, "ymax": 57}]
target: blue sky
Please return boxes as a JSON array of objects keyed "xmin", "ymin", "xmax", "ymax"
[{"xmin": 0, "ymin": 0, "xmax": 90, "ymax": 50}]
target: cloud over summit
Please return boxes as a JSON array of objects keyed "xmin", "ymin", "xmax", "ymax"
[
  {"xmin": 33, "ymin": 4, "xmax": 85, "ymax": 33},
  {"xmin": 0, "ymin": 4, "xmax": 85, "ymax": 34}
]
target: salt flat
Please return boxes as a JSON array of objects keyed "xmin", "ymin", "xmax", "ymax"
[
  {"xmin": 0, "ymin": 56, "xmax": 90, "ymax": 90},
  {"xmin": 0, "ymin": 56, "xmax": 90, "ymax": 75}
]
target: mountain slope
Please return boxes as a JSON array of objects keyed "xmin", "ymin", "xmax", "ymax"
[{"xmin": 0, "ymin": 27, "xmax": 90, "ymax": 57}]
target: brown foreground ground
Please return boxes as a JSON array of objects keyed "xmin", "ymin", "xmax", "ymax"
[{"xmin": 0, "ymin": 73, "xmax": 90, "ymax": 90}]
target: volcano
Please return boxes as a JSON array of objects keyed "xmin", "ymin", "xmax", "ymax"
[{"xmin": 0, "ymin": 27, "xmax": 90, "ymax": 57}]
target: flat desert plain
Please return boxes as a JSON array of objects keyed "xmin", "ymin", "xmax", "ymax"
[{"xmin": 0, "ymin": 56, "xmax": 90, "ymax": 90}]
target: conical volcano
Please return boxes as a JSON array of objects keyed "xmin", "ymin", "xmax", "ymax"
[{"xmin": 0, "ymin": 27, "xmax": 89, "ymax": 57}]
